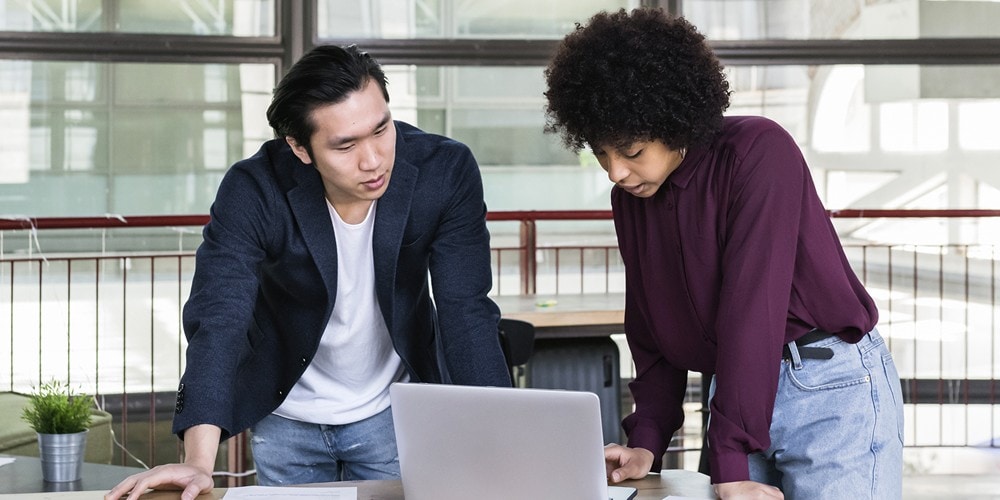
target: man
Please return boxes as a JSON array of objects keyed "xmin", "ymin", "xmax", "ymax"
[
  {"xmin": 543, "ymin": 8, "xmax": 904, "ymax": 500},
  {"xmin": 107, "ymin": 44, "xmax": 510, "ymax": 500}
]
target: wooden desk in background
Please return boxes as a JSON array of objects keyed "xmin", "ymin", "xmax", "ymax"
[
  {"xmin": 493, "ymin": 292, "xmax": 625, "ymax": 338},
  {"xmin": 19, "ymin": 470, "xmax": 715, "ymax": 499}
]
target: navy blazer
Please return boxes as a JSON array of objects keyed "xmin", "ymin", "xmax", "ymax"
[{"xmin": 173, "ymin": 121, "xmax": 511, "ymax": 440}]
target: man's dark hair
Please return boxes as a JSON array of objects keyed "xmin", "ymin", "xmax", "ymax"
[
  {"xmin": 544, "ymin": 8, "xmax": 731, "ymax": 152},
  {"xmin": 266, "ymin": 44, "xmax": 389, "ymax": 156}
]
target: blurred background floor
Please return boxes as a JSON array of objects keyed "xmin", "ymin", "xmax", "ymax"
[{"xmin": 903, "ymin": 474, "xmax": 1000, "ymax": 499}]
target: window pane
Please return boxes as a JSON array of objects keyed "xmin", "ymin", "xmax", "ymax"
[
  {"xmin": 386, "ymin": 65, "xmax": 575, "ymax": 167},
  {"xmin": 0, "ymin": 0, "xmax": 103, "ymax": 32},
  {"xmin": 384, "ymin": 65, "xmax": 600, "ymax": 211},
  {"xmin": 958, "ymin": 101, "xmax": 1000, "ymax": 150},
  {"xmin": 0, "ymin": 60, "xmax": 274, "ymax": 216},
  {"xmin": 318, "ymin": 0, "xmax": 639, "ymax": 39},
  {"xmin": 684, "ymin": 0, "xmax": 1000, "ymax": 40},
  {"xmin": 117, "ymin": 0, "xmax": 275, "ymax": 36},
  {"xmin": 0, "ymin": 0, "xmax": 275, "ymax": 36},
  {"xmin": 879, "ymin": 101, "xmax": 949, "ymax": 152}
]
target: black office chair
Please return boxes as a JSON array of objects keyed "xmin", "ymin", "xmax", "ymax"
[{"xmin": 498, "ymin": 318, "xmax": 535, "ymax": 387}]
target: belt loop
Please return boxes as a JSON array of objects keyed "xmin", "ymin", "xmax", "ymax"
[{"xmin": 787, "ymin": 340, "xmax": 804, "ymax": 370}]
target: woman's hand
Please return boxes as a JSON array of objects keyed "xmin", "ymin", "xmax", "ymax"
[{"xmin": 603, "ymin": 443, "xmax": 655, "ymax": 483}]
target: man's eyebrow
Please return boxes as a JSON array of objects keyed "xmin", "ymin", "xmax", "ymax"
[{"xmin": 328, "ymin": 112, "xmax": 392, "ymax": 147}]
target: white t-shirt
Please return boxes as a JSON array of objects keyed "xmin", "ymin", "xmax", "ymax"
[{"xmin": 274, "ymin": 199, "xmax": 406, "ymax": 424}]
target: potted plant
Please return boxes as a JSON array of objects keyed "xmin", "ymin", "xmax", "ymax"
[{"xmin": 20, "ymin": 380, "xmax": 94, "ymax": 482}]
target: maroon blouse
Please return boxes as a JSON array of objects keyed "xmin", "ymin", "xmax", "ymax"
[{"xmin": 612, "ymin": 115, "xmax": 878, "ymax": 484}]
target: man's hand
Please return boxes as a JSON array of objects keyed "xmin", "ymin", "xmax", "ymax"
[
  {"xmin": 714, "ymin": 480, "xmax": 784, "ymax": 499},
  {"xmin": 105, "ymin": 463, "xmax": 214, "ymax": 500},
  {"xmin": 603, "ymin": 443, "xmax": 654, "ymax": 483},
  {"xmin": 106, "ymin": 424, "xmax": 221, "ymax": 500}
]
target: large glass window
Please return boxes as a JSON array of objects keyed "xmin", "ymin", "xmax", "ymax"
[
  {"xmin": 2, "ymin": 0, "xmax": 1000, "ymax": 221},
  {"xmin": 3, "ymin": 58, "xmax": 951, "ymax": 218},
  {"xmin": 0, "ymin": 0, "xmax": 275, "ymax": 35}
]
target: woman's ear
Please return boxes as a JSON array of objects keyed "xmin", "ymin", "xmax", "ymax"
[{"xmin": 286, "ymin": 136, "xmax": 313, "ymax": 164}]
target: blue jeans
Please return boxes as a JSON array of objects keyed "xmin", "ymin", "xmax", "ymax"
[
  {"xmin": 249, "ymin": 406, "xmax": 400, "ymax": 485},
  {"xmin": 711, "ymin": 329, "xmax": 904, "ymax": 499}
]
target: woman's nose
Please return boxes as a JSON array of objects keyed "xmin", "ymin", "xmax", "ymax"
[{"xmin": 605, "ymin": 158, "xmax": 629, "ymax": 184}]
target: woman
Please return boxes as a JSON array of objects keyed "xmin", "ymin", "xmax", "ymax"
[{"xmin": 543, "ymin": 8, "xmax": 903, "ymax": 500}]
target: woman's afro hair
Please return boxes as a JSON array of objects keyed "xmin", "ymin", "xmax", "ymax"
[{"xmin": 544, "ymin": 8, "xmax": 731, "ymax": 152}]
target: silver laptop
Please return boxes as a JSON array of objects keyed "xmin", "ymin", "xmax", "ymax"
[{"xmin": 389, "ymin": 382, "xmax": 637, "ymax": 500}]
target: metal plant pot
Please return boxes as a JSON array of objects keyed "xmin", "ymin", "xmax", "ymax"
[{"xmin": 37, "ymin": 430, "xmax": 89, "ymax": 482}]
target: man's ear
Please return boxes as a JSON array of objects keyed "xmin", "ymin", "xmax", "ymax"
[{"xmin": 286, "ymin": 136, "xmax": 313, "ymax": 164}]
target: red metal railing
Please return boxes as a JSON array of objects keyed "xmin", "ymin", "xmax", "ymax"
[{"xmin": 5, "ymin": 208, "xmax": 1000, "ymax": 294}]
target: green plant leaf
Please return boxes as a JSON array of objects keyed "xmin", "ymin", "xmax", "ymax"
[{"xmin": 20, "ymin": 380, "xmax": 94, "ymax": 434}]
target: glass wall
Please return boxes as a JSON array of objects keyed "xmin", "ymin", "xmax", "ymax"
[{"xmin": 2, "ymin": 0, "xmax": 999, "ymax": 475}]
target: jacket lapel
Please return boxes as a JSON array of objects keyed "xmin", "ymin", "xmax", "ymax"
[
  {"xmin": 286, "ymin": 159, "xmax": 339, "ymax": 306},
  {"xmin": 373, "ymin": 157, "xmax": 416, "ymax": 333}
]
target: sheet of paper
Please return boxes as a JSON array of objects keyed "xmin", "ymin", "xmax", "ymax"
[{"xmin": 223, "ymin": 485, "xmax": 357, "ymax": 499}]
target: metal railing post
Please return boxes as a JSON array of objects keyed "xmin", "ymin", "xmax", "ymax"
[{"xmin": 519, "ymin": 219, "xmax": 536, "ymax": 295}]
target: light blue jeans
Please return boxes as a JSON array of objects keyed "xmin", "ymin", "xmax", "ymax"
[
  {"xmin": 711, "ymin": 329, "xmax": 904, "ymax": 499},
  {"xmin": 249, "ymin": 406, "xmax": 400, "ymax": 485}
]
